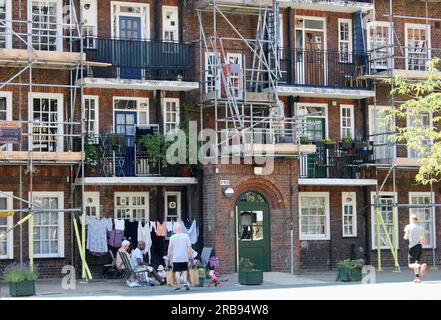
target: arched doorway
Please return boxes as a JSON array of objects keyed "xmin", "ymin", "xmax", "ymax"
[{"xmin": 235, "ymin": 191, "xmax": 270, "ymax": 272}]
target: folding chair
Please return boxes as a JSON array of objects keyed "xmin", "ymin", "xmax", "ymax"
[
  {"xmin": 104, "ymin": 250, "xmax": 126, "ymax": 280},
  {"xmin": 200, "ymin": 247, "xmax": 213, "ymax": 268},
  {"xmin": 120, "ymin": 250, "xmax": 149, "ymax": 284}
]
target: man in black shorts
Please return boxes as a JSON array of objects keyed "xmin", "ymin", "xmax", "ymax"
[
  {"xmin": 167, "ymin": 224, "xmax": 193, "ymax": 291},
  {"xmin": 404, "ymin": 214, "xmax": 427, "ymax": 283}
]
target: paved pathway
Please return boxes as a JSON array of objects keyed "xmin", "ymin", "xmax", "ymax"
[{"xmin": 1, "ymin": 269, "xmax": 440, "ymax": 299}]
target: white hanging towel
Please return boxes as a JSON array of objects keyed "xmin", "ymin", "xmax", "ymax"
[
  {"xmin": 114, "ymin": 218, "xmax": 125, "ymax": 231},
  {"xmin": 180, "ymin": 220, "xmax": 198, "ymax": 244},
  {"xmin": 137, "ymin": 221, "xmax": 152, "ymax": 264}
]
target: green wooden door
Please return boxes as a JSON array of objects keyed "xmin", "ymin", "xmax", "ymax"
[
  {"xmin": 236, "ymin": 198, "xmax": 270, "ymax": 272},
  {"xmin": 306, "ymin": 118, "xmax": 326, "ymax": 178}
]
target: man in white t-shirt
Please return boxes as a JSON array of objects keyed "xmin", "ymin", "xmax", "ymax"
[
  {"xmin": 404, "ymin": 214, "xmax": 427, "ymax": 283},
  {"xmin": 167, "ymin": 224, "xmax": 193, "ymax": 291}
]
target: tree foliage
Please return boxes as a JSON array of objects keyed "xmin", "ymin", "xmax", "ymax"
[{"xmin": 387, "ymin": 59, "xmax": 441, "ymax": 184}]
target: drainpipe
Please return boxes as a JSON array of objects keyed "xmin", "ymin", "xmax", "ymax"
[
  {"xmin": 289, "ymin": 161, "xmax": 294, "ymax": 274},
  {"xmin": 361, "ymin": 98, "xmax": 370, "ymax": 264},
  {"xmin": 197, "ymin": 168, "xmax": 204, "ymax": 254},
  {"xmin": 155, "ymin": 0, "xmax": 161, "ymax": 42},
  {"xmin": 178, "ymin": 0, "xmax": 183, "ymax": 42},
  {"xmin": 286, "ymin": 8, "xmax": 292, "ymax": 83}
]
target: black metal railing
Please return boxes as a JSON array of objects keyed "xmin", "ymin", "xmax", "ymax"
[
  {"xmin": 300, "ymin": 142, "xmax": 375, "ymax": 179},
  {"xmin": 280, "ymin": 49, "xmax": 370, "ymax": 89},
  {"xmin": 84, "ymin": 38, "xmax": 196, "ymax": 81},
  {"xmin": 86, "ymin": 132, "xmax": 194, "ymax": 178}
]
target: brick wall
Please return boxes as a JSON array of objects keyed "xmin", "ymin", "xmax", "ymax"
[{"xmin": 202, "ymin": 159, "xmax": 300, "ymax": 274}]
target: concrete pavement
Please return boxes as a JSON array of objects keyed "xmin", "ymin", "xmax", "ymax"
[{"xmin": 1, "ymin": 268, "xmax": 441, "ymax": 299}]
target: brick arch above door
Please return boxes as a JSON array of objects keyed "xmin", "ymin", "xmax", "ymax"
[{"xmin": 232, "ymin": 178, "xmax": 287, "ymax": 210}]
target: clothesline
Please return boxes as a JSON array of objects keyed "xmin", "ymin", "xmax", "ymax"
[{"xmin": 79, "ymin": 216, "xmax": 199, "ymax": 258}]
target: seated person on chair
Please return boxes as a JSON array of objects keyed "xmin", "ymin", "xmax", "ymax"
[
  {"xmin": 132, "ymin": 241, "xmax": 165, "ymax": 285},
  {"xmin": 116, "ymin": 240, "xmax": 130, "ymax": 270},
  {"xmin": 116, "ymin": 240, "xmax": 140, "ymax": 287}
]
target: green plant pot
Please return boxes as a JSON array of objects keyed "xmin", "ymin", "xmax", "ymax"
[
  {"xmin": 349, "ymin": 269, "xmax": 362, "ymax": 281},
  {"xmin": 239, "ymin": 270, "xmax": 263, "ymax": 285},
  {"xmin": 198, "ymin": 277, "xmax": 205, "ymax": 287},
  {"xmin": 336, "ymin": 267, "xmax": 362, "ymax": 282},
  {"xmin": 9, "ymin": 280, "xmax": 35, "ymax": 297}
]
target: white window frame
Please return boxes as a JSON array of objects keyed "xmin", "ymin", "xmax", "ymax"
[
  {"xmin": 297, "ymin": 103, "xmax": 329, "ymax": 139},
  {"xmin": 370, "ymin": 192, "xmax": 398, "ymax": 250},
  {"xmin": 278, "ymin": 13, "xmax": 284, "ymax": 50},
  {"xmin": 342, "ymin": 192, "xmax": 357, "ymax": 238},
  {"xmin": 80, "ymin": 0, "xmax": 98, "ymax": 48},
  {"xmin": 204, "ymin": 52, "xmax": 220, "ymax": 94},
  {"xmin": 84, "ymin": 95, "xmax": 99, "ymax": 143},
  {"xmin": 366, "ymin": 21, "xmax": 393, "ymax": 70},
  {"xmin": 28, "ymin": 0, "xmax": 63, "ymax": 51},
  {"xmin": 114, "ymin": 192, "xmax": 149, "ymax": 222},
  {"xmin": 84, "ymin": 191, "xmax": 100, "ymax": 218},
  {"xmin": 340, "ymin": 104, "xmax": 354, "ymax": 139},
  {"xmin": 162, "ymin": 5, "xmax": 178, "ymax": 43},
  {"xmin": 30, "ymin": 92, "xmax": 64, "ymax": 152},
  {"xmin": 163, "ymin": 98, "xmax": 180, "ymax": 135},
  {"xmin": 0, "ymin": 91, "xmax": 13, "ymax": 151},
  {"xmin": 226, "ymin": 52, "xmax": 245, "ymax": 99},
  {"xmin": 368, "ymin": 105, "xmax": 395, "ymax": 161},
  {"xmin": 0, "ymin": 192, "xmax": 13, "ymax": 259},
  {"xmin": 405, "ymin": 23, "xmax": 431, "ymax": 71},
  {"xmin": 338, "ymin": 19, "xmax": 352, "ymax": 63},
  {"xmin": 409, "ymin": 192, "xmax": 436, "ymax": 249},
  {"xmin": 299, "ymin": 192, "xmax": 330, "ymax": 240},
  {"xmin": 406, "ymin": 109, "xmax": 433, "ymax": 159},
  {"xmin": 29, "ymin": 191, "xmax": 65, "ymax": 258},
  {"xmin": 111, "ymin": 1, "xmax": 150, "ymax": 40},
  {"xmin": 0, "ymin": 0, "xmax": 12, "ymax": 49},
  {"xmin": 113, "ymin": 97, "xmax": 150, "ymax": 129}
]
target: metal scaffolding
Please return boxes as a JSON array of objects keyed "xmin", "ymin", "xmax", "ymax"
[
  {"xmin": 0, "ymin": 0, "xmax": 90, "ymax": 280},
  {"xmin": 367, "ymin": 0, "xmax": 438, "ymax": 272},
  {"xmin": 196, "ymin": 0, "xmax": 307, "ymax": 158}
]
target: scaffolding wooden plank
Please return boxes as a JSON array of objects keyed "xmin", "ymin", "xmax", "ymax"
[
  {"xmin": 244, "ymin": 143, "xmax": 316, "ymax": 155},
  {"xmin": 0, "ymin": 48, "xmax": 85, "ymax": 65},
  {"xmin": 394, "ymin": 157, "xmax": 420, "ymax": 167},
  {"xmin": 0, "ymin": 151, "xmax": 83, "ymax": 161}
]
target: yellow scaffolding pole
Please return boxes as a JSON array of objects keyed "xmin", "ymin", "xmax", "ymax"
[{"xmin": 73, "ymin": 217, "xmax": 92, "ymax": 280}]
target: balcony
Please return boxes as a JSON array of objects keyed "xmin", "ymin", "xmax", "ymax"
[
  {"xmin": 299, "ymin": 141, "xmax": 377, "ymax": 185},
  {"xmin": 277, "ymin": 49, "xmax": 375, "ymax": 99},
  {"xmin": 82, "ymin": 38, "xmax": 198, "ymax": 91},
  {"xmin": 366, "ymin": 46, "xmax": 441, "ymax": 81},
  {"xmin": 86, "ymin": 131, "xmax": 195, "ymax": 178},
  {"xmin": 277, "ymin": 0, "xmax": 373, "ymax": 13}
]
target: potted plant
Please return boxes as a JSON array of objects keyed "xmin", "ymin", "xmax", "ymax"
[
  {"xmin": 140, "ymin": 132, "xmax": 168, "ymax": 173},
  {"xmin": 336, "ymin": 259, "xmax": 364, "ymax": 282},
  {"xmin": 341, "ymin": 136, "xmax": 354, "ymax": 151},
  {"xmin": 84, "ymin": 138, "xmax": 98, "ymax": 175},
  {"xmin": 197, "ymin": 268, "xmax": 206, "ymax": 287},
  {"xmin": 238, "ymin": 258, "xmax": 263, "ymax": 285},
  {"xmin": 323, "ymin": 137, "xmax": 336, "ymax": 150},
  {"xmin": 3, "ymin": 265, "xmax": 38, "ymax": 297},
  {"xmin": 300, "ymin": 135, "xmax": 310, "ymax": 145}
]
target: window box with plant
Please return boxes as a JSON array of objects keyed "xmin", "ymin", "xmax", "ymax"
[
  {"xmin": 238, "ymin": 258, "xmax": 263, "ymax": 285},
  {"xmin": 341, "ymin": 136, "xmax": 354, "ymax": 151},
  {"xmin": 336, "ymin": 259, "xmax": 364, "ymax": 282},
  {"xmin": 3, "ymin": 265, "xmax": 38, "ymax": 297},
  {"xmin": 323, "ymin": 137, "xmax": 336, "ymax": 150}
]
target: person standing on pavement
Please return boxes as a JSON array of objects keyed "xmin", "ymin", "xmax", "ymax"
[
  {"xmin": 167, "ymin": 223, "xmax": 193, "ymax": 291},
  {"xmin": 404, "ymin": 214, "xmax": 428, "ymax": 283}
]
